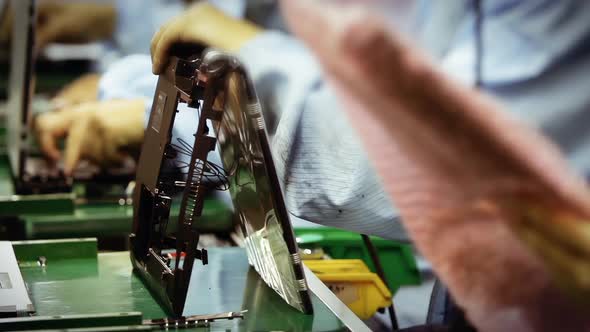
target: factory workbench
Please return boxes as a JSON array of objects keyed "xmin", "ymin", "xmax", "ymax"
[{"xmin": 3, "ymin": 238, "xmax": 362, "ymax": 331}]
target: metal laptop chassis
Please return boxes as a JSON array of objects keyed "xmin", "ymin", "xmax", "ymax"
[
  {"xmin": 130, "ymin": 54, "xmax": 213, "ymax": 317},
  {"xmin": 130, "ymin": 50, "xmax": 312, "ymax": 317}
]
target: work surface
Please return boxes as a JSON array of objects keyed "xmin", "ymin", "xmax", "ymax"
[
  {"xmin": 16, "ymin": 245, "xmax": 347, "ymax": 331},
  {"xmin": 0, "ymin": 156, "xmax": 233, "ymax": 240}
]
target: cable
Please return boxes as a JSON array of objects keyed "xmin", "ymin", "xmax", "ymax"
[
  {"xmin": 361, "ymin": 234, "xmax": 399, "ymax": 331},
  {"xmin": 168, "ymin": 137, "xmax": 230, "ymax": 191}
]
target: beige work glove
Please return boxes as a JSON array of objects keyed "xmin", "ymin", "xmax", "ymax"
[
  {"xmin": 35, "ymin": 99, "xmax": 145, "ymax": 176},
  {"xmin": 52, "ymin": 73, "xmax": 101, "ymax": 109},
  {"xmin": 0, "ymin": 1, "xmax": 116, "ymax": 49},
  {"xmin": 151, "ymin": 3, "xmax": 262, "ymax": 75}
]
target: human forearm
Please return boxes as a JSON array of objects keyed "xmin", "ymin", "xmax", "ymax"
[{"xmin": 282, "ymin": 0, "xmax": 590, "ymax": 330}]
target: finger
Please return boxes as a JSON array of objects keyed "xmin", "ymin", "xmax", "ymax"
[
  {"xmin": 38, "ymin": 130, "xmax": 62, "ymax": 162},
  {"xmin": 64, "ymin": 114, "xmax": 96, "ymax": 176},
  {"xmin": 151, "ymin": 21, "xmax": 172, "ymax": 74},
  {"xmin": 34, "ymin": 111, "xmax": 74, "ymax": 160},
  {"xmin": 150, "ymin": 21, "xmax": 169, "ymax": 60},
  {"xmin": 151, "ymin": 28, "xmax": 177, "ymax": 75}
]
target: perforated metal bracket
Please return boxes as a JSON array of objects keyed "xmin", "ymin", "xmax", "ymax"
[{"xmin": 130, "ymin": 55, "xmax": 216, "ymax": 317}]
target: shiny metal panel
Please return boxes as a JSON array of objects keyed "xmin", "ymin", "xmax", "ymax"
[{"xmin": 208, "ymin": 52, "xmax": 313, "ymax": 313}]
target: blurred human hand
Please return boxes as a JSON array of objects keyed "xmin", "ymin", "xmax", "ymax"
[
  {"xmin": 280, "ymin": 0, "xmax": 590, "ymax": 330},
  {"xmin": 52, "ymin": 73, "xmax": 101, "ymax": 109},
  {"xmin": 35, "ymin": 99, "xmax": 145, "ymax": 176},
  {"xmin": 0, "ymin": 2, "xmax": 116, "ymax": 49},
  {"xmin": 151, "ymin": 3, "xmax": 262, "ymax": 74}
]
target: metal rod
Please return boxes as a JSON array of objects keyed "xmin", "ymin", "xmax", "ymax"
[
  {"xmin": 474, "ymin": 0, "xmax": 484, "ymax": 88},
  {"xmin": 361, "ymin": 234, "xmax": 399, "ymax": 331}
]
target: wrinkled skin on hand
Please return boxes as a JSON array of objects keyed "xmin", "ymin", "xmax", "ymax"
[
  {"xmin": 35, "ymin": 99, "xmax": 145, "ymax": 176},
  {"xmin": 280, "ymin": 1, "xmax": 590, "ymax": 331}
]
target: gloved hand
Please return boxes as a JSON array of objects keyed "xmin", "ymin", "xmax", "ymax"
[
  {"xmin": 52, "ymin": 73, "xmax": 101, "ymax": 109},
  {"xmin": 0, "ymin": 1, "xmax": 116, "ymax": 48},
  {"xmin": 150, "ymin": 3, "xmax": 262, "ymax": 74},
  {"xmin": 35, "ymin": 99, "xmax": 145, "ymax": 176}
]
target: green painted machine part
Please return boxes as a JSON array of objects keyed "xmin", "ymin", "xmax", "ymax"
[
  {"xmin": 1, "ymin": 199, "xmax": 233, "ymax": 241},
  {"xmin": 0, "ymin": 193, "xmax": 75, "ymax": 216},
  {"xmin": 9, "ymin": 197, "xmax": 232, "ymax": 240},
  {"xmin": 12, "ymin": 238, "xmax": 98, "ymax": 262},
  {"xmin": 295, "ymin": 227, "xmax": 421, "ymax": 293}
]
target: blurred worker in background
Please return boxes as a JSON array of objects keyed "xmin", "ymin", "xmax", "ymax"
[
  {"xmin": 31, "ymin": 1, "xmax": 285, "ymax": 181},
  {"xmin": 1, "ymin": 0, "xmax": 236, "ymax": 106},
  {"xmin": 0, "ymin": 1, "xmax": 116, "ymax": 49},
  {"xmin": 35, "ymin": 0, "xmax": 590, "ymax": 240},
  {"xmin": 0, "ymin": 0, "xmax": 187, "ymax": 108}
]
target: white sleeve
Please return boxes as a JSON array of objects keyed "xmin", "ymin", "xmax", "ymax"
[
  {"xmin": 435, "ymin": 0, "xmax": 590, "ymax": 176},
  {"xmin": 239, "ymin": 32, "xmax": 409, "ymax": 241},
  {"xmin": 113, "ymin": 0, "xmax": 184, "ymax": 56},
  {"xmin": 97, "ymin": 33, "xmax": 409, "ymax": 241}
]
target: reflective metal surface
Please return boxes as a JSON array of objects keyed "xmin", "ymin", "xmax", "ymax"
[
  {"xmin": 0, "ymin": 242, "xmax": 34, "ymax": 316},
  {"xmin": 304, "ymin": 265, "xmax": 372, "ymax": 332},
  {"xmin": 131, "ymin": 51, "xmax": 312, "ymax": 316},
  {"xmin": 208, "ymin": 52, "xmax": 313, "ymax": 314}
]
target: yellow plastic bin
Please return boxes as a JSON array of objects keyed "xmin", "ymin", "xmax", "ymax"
[
  {"xmin": 295, "ymin": 227, "xmax": 421, "ymax": 293},
  {"xmin": 305, "ymin": 259, "xmax": 392, "ymax": 319}
]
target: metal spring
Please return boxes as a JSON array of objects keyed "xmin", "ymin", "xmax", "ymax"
[
  {"xmin": 297, "ymin": 279, "xmax": 308, "ymax": 291},
  {"xmin": 247, "ymin": 103, "xmax": 264, "ymax": 130},
  {"xmin": 182, "ymin": 158, "xmax": 206, "ymax": 223}
]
